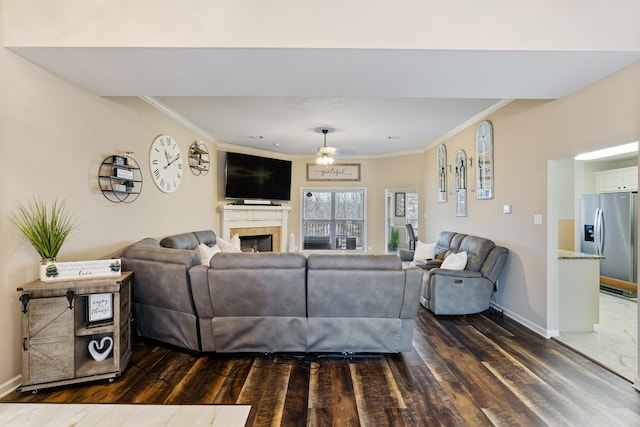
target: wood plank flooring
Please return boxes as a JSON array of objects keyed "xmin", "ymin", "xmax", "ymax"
[{"xmin": 3, "ymin": 306, "xmax": 640, "ymax": 426}]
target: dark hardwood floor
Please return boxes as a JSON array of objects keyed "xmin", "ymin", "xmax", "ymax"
[{"xmin": 3, "ymin": 306, "xmax": 640, "ymax": 426}]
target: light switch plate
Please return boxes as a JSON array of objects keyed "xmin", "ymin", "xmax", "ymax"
[
  {"xmin": 503, "ymin": 204, "xmax": 512, "ymax": 214},
  {"xmin": 534, "ymin": 214, "xmax": 543, "ymax": 225}
]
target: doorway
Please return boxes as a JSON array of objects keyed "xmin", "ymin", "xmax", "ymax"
[
  {"xmin": 548, "ymin": 151, "xmax": 638, "ymax": 380},
  {"xmin": 385, "ymin": 188, "xmax": 418, "ymax": 253}
]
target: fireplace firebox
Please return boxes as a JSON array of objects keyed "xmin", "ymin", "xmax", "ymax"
[{"xmin": 239, "ymin": 234, "xmax": 273, "ymax": 252}]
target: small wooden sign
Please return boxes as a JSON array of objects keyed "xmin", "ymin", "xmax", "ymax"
[
  {"xmin": 40, "ymin": 259, "xmax": 122, "ymax": 282},
  {"xmin": 306, "ymin": 163, "xmax": 361, "ymax": 181},
  {"xmin": 88, "ymin": 294, "xmax": 114, "ymax": 323}
]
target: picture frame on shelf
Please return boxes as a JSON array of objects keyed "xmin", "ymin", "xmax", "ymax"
[{"xmin": 87, "ymin": 293, "xmax": 113, "ymax": 324}]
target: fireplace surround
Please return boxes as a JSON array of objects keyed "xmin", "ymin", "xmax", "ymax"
[{"xmin": 216, "ymin": 205, "xmax": 292, "ymax": 252}]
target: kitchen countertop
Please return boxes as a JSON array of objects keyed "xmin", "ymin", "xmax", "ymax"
[{"xmin": 558, "ymin": 249, "xmax": 604, "ymax": 260}]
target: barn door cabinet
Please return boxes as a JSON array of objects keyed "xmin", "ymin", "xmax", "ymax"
[{"xmin": 17, "ymin": 272, "xmax": 133, "ymax": 392}]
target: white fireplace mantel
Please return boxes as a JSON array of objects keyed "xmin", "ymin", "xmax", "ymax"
[{"xmin": 216, "ymin": 204, "xmax": 292, "ymax": 252}]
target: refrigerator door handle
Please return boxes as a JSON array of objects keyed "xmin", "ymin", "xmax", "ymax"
[{"xmin": 595, "ymin": 208, "xmax": 604, "ymax": 256}]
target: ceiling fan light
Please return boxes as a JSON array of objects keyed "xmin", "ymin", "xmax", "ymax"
[
  {"xmin": 316, "ymin": 154, "xmax": 334, "ymax": 165},
  {"xmin": 315, "ymin": 128, "xmax": 336, "ymax": 165}
]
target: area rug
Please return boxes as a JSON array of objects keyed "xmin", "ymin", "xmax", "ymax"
[{"xmin": 0, "ymin": 403, "xmax": 250, "ymax": 427}]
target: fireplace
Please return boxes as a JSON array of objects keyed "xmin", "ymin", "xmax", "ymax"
[
  {"xmin": 217, "ymin": 205, "xmax": 292, "ymax": 252},
  {"xmin": 239, "ymin": 234, "xmax": 273, "ymax": 252}
]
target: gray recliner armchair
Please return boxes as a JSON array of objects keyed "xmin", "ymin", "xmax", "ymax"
[{"xmin": 421, "ymin": 232, "xmax": 508, "ymax": 315}]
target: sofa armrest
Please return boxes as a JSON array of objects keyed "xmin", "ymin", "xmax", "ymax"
[
  {"xmin": 400, "ymin": 267, "xmax": 423, "ymax": 318},
  {"xmin": 427, "ymin": 268, "xmax": 483, "ymax": 279},
  {"xmin": 122, "ymin": 244, "xmax": 200, "ymax": 266}
]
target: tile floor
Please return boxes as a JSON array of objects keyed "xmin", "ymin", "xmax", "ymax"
[
  {"xmin": 556, "ymin": 291, "xmax": 638, "ymax": 381},
  {"xmin": 0, "ymin": 403, "xmax": 251, "ymax": 427}
]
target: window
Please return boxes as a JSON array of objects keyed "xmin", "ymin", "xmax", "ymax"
[{"xmin": 302, "ymin": 189, "xmax": 366, "ymax": 250}]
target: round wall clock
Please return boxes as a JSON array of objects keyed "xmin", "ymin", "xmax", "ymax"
[{"xmin": 149, "ymin": 134, "xmax": 183, "ymax": 193}]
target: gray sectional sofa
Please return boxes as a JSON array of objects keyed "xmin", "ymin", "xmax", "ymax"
[
  {"xmin": 416, "ymin": 231, "xmax": 509, "ymax": 315},
  {"xmin": 121, "ymin": 230, "xmax": 424, "ymax": 354}
]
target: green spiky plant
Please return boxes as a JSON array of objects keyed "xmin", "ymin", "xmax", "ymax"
[
  {"xmin": 389, "ymin": 227, "xmax": 400, "ymax": 251},
  {"xmin": 9, "ymin": 197, "xmax": 76, "ymax": 261}
]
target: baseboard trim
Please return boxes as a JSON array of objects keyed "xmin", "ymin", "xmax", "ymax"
[
  {"xmin": 490, "ymin": 302, "xmax": 552, "ymax": 338},
  {"xmin": 0, "ymin": 375, "xmax": 21, "ymax": 398}
]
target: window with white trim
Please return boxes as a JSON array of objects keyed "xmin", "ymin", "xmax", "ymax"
[{"xmin": 301, "ymin": 189, "xmax": 366, "ymax": 251}]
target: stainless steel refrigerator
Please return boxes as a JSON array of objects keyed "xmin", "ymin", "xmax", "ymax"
[{"xmin": 580, "ymin": 192, "xmax": 637, "ymax": 296}]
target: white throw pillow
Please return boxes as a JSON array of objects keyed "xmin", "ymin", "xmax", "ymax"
[
  {"xmin": 413, "ymin": 241, "xmax": 436, "ymax": 261},
  {"xmin": 197, "ymin": 243, "xmax": 220, "ymax": 265},
  {"xmin": 441, "ymin": 251, "xmax": 467, "ymax": 270},
  {"xmin": 217, "ymin": 234, "xmax": 242, "ymax": 252}
]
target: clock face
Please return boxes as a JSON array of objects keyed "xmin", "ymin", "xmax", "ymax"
[{"xmin": 149, "ymin": 135, "xmax": 183, "ymax": 193}]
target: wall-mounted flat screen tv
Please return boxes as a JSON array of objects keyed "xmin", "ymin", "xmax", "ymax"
[{"xmin": 224, "ymin": 152, "xmax": 292, "ymax": 201}]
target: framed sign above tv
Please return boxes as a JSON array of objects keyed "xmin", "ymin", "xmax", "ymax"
[{"xmin": 306, "ymin": 163, "xmax": 361, "ymax": 181}]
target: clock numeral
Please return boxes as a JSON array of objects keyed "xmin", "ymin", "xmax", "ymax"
[
  {"xmin": 154, "ymin": 148, "xmax": 160, "ymax": 153},
  {"xmin": 178, "ymin": 163, "xmax": 183, "ymax": 169},
  {"xmin": 177, "ymin": 173, "xmax": 182, "ymax": 180},
  {"xmin": 154, "ymin": 169, "xmax": 160, "ymax": 179},
  {"xmin": 152, "ymin": 159, "xmax": 159, "ymax": 165},
  {"xmin": 165, "ymin": 181, "xmax": 171, "ymax": 191}
]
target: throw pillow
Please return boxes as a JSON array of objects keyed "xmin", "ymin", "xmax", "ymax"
[
  {"xmin": 217, "ymin": 234, "xmax": 242, "ymax": 252},
  {"xmin": 413, "ymin": 241, "xmax": 435, "ymax": 261},
  {"xmin": 441, "ymin": 251, "xmax": 467, "ymax": 270},
  {"xmin": 197, "ymin": 243, "xmax": 220, "ymax": 265}
]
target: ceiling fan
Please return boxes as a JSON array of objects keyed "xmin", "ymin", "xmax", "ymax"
[{"xmin": 316, "ymin": 129, "xmax": 336, "ymax": 165}]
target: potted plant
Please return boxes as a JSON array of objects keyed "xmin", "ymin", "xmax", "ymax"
[
  {"xmin": 124, "ymin": 180, "xmax": 135, "ymax": 192},
  {"xmin": 9, "ymin": 198, "xmax": 76, "ymax": 278},
  {"xmin": 388, "ymin": 227, "xmax": 400, "ymax": 252}
]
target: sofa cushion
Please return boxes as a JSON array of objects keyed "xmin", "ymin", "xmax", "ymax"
[
  {"xmin": 307, "ymin": 254, "xmax": 401, "ymax": 270},
  {"xmin": 160, "ymin": 232, "xmax": 200, "ymax": 250},
  {"xmin": 481, "ymin": 246, "xmax": 509, "ymax": 283},
  {"xmin": 441, "ymin": 251, "xmax": 468, "ymax": 270},
  {"xmin": 197, "ymin": 242, "xmax": 220, "ymax": 265},
  {"xmin": 193, "ymin": 230, "xmax": 217, "ymax": 246},
  {"xmin": 210, "ymin": 252, "xmax": 307, "ymax": 269},
  {"xmin": 122, "ymin": 242, "xmax": 200, "ymax": 266},
  {"xmin": 217, "ymin": 234, "xmax": 241, "ymax": 252},
  {"xmin": 434, "ymin": 231, "xmax": 457, "ymax": 258},
  {"xmin": 445, "ymin": 233, "xmax": 467, "ymax": 258},
  {"xmin": 413, "ymin": 241, "xmax": 435, "ymax": 261},
  {"xmin": 459, "ymin": 235, "xmax": 495, "ymax": 272}
]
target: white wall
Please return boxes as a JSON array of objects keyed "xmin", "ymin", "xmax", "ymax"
[{"xmin": 5, "ymin": 0, "xmax": 640, "ymax": 50}]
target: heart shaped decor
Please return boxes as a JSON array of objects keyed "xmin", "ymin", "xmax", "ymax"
[{"xmin": 88, "ymin": 336, "xmax": 114, "ymax": 361}]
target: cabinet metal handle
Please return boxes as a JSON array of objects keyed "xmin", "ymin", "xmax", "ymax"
[
  {"xmin": 19, "ymin": 293, "xmax": 30, "ymax": 313},
  {"xmin": 66, "ymin": 290, "xmax": 75, "ymax": 309},
  {"xmin": 22, "ymin": 338, "xmax": 28, "ymax": 351}
]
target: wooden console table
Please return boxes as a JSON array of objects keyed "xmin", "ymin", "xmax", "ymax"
[{"xmin": 17, "ymin": 272, "xmax": 133, "ymax": 392}]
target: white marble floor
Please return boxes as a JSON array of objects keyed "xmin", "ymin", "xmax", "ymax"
[
  {"xmin": 556, "ymin": 291, "xmax": 637, "ymax": 381},
  {"xmin": 0, "ymin": 403, "xmax": 250, "ymax": 427}
]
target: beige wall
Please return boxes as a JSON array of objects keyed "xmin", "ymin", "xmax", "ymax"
[
  {"xmin": 0, "ymin": 44, "xmax": 427, "ymax": 390},
  {"xmin": 425, "ymin": 63, "xmax": 640, "ymax": 332},
  {"xmin": 2, "ymin": 0, "xmax": 640, "ymax": 391},
  {"xmin": 215, "ymin": 151, "xmax": 425, "ymax": 253},
  {"xmin": 0, "ymin": 33, "xmax": 219, "ymax": 389}
]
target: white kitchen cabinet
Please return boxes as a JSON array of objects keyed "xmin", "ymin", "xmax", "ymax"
[{"xmin": 596, "ymin": 166, "xmax": 638, "ymax": 192}]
